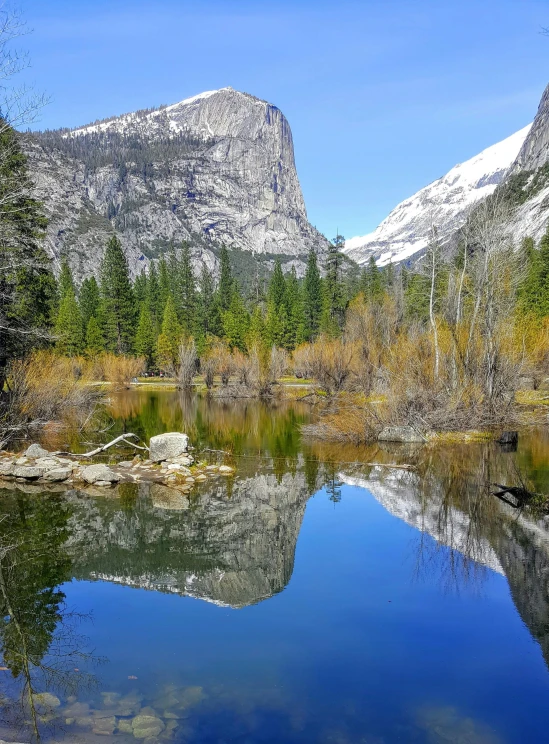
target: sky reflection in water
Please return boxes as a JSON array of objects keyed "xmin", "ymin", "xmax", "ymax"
[{"xmin": 1, "ymin": 391, "xmax": 549, "ymax": 743}]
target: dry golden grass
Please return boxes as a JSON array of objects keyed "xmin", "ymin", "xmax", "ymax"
[
  {"xmin": 94, "ymin": 354, "xmax": 145, "ymax": 387},
  {"xmin": 3, "ymin": 351, "xmax": 101, "ymax": 445}
]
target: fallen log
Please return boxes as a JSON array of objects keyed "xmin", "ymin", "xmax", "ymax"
[{"xmin": 54, "ymin": 433, "xmax": 149, "ymax": 458}]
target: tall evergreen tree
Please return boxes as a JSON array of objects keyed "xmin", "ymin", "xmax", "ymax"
[
  {"xmin": 55, "ymin": 288, "xmax": 84, "ymax": 355},
  {"xmin": 361, "ymin": 256, "xmax": 384, "ymax": 301},
  {"xmin": 197, "ymin": 264, "xmax": 218, "ymax": 339},
  {"xmin": 284, "ymin": 267, "xmax": 304, "ymax": 349},
  {"xmin": 178, "ymin": 242, "xmax": 197, "ymax": 335},
  {"xmin": 322, "ymin": 235, "xmax": 346, "ymax": 334},
  {"xmin": 79, "ymin": 276, "xmax": 100, "ymax": 329},
  {"xmin": 134, "ymin": 302, "xmax": 156, "ymax": 368},
  {"xmin": 158, "ymin": 256, "xmax": 171, "ymax": 316},
  {"xmin": 0, "ymin": 119, "xmax": 56, "ymax": 389},
  {"xmin": 85, "ymin": 315, "xmax": 104, "ymax": 356},
  {"xmin": 133, "ymin": 269, "xmax": 148, "ymax": 307},
  {"xmin": 58, "ymin": 256, "xmax": 75, "ymax": 301},
  {"xmin": 268, "ymin": 259, "xmax": 287, "ymax": 310},
  {"xmin": 247, "ymin": 306, "xmax": 266, "ymax": 349},
  {"xmin": 99, "ymin": 235, "xmax": 135, "ymax": 353},
  {"xmin": 518, "ymin": 231, "xmax": 549, "ymax": 317},
  {"xmin": 222, "ymin": 290, "xmax": 250, "ymax": 351},
  {"xmin": 303, "ymin": 249, "xmax": 323, "ymax": 342},
  {"xmin": 147, "ymin": 262, "xmax": 162, "ymax": 326},
  {"xmin": 156, "ymin": 295, "xmax": 181, "ymax": 370},
  {"xmin": 218, "ymin": 246, "xmax": 234, "ymax": 312}
]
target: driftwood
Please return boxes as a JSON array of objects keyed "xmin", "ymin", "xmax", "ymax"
[
  {"xmin": 491, "ymin": 483, "xmax": 541, "ymax": 509},
  {"xmin": 54, "ymin": 433, "xmax": 149, "ymax": 458}
]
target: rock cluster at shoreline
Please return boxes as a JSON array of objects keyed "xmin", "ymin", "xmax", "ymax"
[{"xmin": 0, "ymin": 432, "xmax": 235, "ymax": 493}]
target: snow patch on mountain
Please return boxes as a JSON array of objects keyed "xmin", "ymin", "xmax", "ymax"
[
  {"xmin": 69, "ymin": 87, "xmax": 233, "ymax": 138},
  {"xmin": 344, "ymin": 124, "xmax": 532, "ymax": 267}
]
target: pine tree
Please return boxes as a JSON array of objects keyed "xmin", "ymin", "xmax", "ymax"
[
  {"xmin": 133, "ymin": 269, "xmax": 148, "ymax": 307},
  {"xmin": 265, "ymin": 298, "xmax": 284, "ymax": 348},
  {"xmin": 197, "ymin": 264, "xmax": 218, "ymax": 339},
  {"xmin": 178, "ymin": 242, "xmax": 197, "ymax": 335},
  {"xmin": 58, "ymin": 256, "xmax": 75, "ymax": 301},
  {"xmin": 322, "ymin": 235, "xmax": 346, "ymax": 334},
  {"xmin": 284, "ymin": 267, "xmax": 304, "ymax": 349},
  {"xmin": 100, "ymin": 235, "xmax": 135, "ymax": 353},
  {"xmin": 268, "ymin": 259, "xmax": 286, "ymax": 310},
  {"xmin": 79, "ymin": 276, "xmax": 100, "ymax": 329},
  {"xmin": 158, "ymin": 256, "xmax": 171, "ymax": 316},
  {"xmin": 55, "ymin": 288, "xmax": 84, "ymax": 355},
  {"xmin": 147, "ymin": 262, "xmax": 162, "ymax": 325},
  {"xmin": 85, "ymin": 315, "xmax": 104, "ymax": 356},
  {"xmin": 303, "ymin": 249, "xmax": 323, "ymax": 342},
  {"xmin": 222, "ymin": 290, "xmax": 250, "ymax": 351},
  {"xmin": 134, "ymin": 302, "xmax": 156, "ymax": 368},
  {"xmin": 218, "ymin": 246, "xmax": 234, "ymax": 312},
  {"xmin": 0, "ymin": 117, "xmax": 56, "ymax": 389},
  {"xmin": 156, "ymin": 295, "xmax": 181, "ymax": 369},
  {"xmin": 247, "ymin": 306, "xmax": 266, "ymax": 350},
  {"xmin": 519, "ymin": 230, "xmax": 549, "ymax": 317},
  {"xmin": 361, "ymin": 256, "xmax": 384, "ymax": 301}
]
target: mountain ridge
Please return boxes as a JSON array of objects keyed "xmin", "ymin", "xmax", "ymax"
[
  {"xmin": 27, "ymin": 87, "xmax": 329, "ymax": 281},
  {"xmin": 344, "ymin": 124, "xmax": 532, "ymax": 266}
]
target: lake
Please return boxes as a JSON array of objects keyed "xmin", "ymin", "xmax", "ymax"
[{"xmin": 1, "ymin": 389, "xmax": 549, "ymax": 743}]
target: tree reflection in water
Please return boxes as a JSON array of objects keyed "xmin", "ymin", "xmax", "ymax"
[{"xmin": 0, "ymin": 491, "xmax": 100, "ymax": 742}]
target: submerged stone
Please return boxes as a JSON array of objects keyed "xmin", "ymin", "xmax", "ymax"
[
  {"xmin": 132, "ymin": 713, "xmax": 165, "ymax": 738},
  {"xmin": 34, "ymin": 692, "xmax": 61, "ymax": 711},
  {"xmin": 118, "ymin": 718, "xmax": 134, "ymax": 733},
  {"xmin": 92, "ymin": 715, "xmax": 117, "ymax": 735}
]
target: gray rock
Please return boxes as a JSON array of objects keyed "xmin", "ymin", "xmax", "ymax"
[
  {"xmin": 149, "ymin": 432, "xmax": 189, "ymax": 462},
  {"xmin": 378, "ymin": 426, "xmax": 425, "ymax": 444},
  {"xmin": 43, "ymin": 467, "xmax": 72, "ymax": 482},
  {"xmin": 35, "ymin": 457, "xmax": 64, "ymax": 471},
  {"xmin": 81, "ymin": 464, "xmax": 121, "ymax": 484},
  {"xmin": 26, "ymin": 88, "xmax": 329, "ymax": 284},
  {"xmin": 12, "ymin": 466, "xmax": 43, "ymax": 480},
  {"xmin": 25, "ymin": 443, "xmax": 50, "ymax": 459},
  {"xmin": 218, "ymin": 465, "xmax": 235, "ymax": 475},
  {"xmin": 0, "ymin": 462, "xmax": 14, "ymax": 476}
]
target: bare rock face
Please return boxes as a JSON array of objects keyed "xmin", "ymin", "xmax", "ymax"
[
  {"xmin": 26, "ymin": 87, "xmax": 328, "ymax": 281},
  {"xmin": 510, "ymin": 83, "xmax": 549, "ymax": 174}
]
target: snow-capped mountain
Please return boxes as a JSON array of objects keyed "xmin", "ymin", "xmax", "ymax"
[
  {"xmin": 344, "ymin": 124, "xmax": 532, "ymax": 266},
  {"xmin": 27, "ymin": 87, "xmax": 328, "ymax": 281}
]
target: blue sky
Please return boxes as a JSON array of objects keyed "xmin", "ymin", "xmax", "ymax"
[{"xmin": 17, "ymin": 0, "xmax": 549, "ymax": 240}]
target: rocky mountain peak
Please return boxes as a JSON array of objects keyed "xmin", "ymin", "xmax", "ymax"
[
  {"xmin": 509, "ymin": 83, "xmax": 549, "ymax": 174},
  {"xmin": 27, "ymin": 87, "xmax": 327, "ymax": 281}
]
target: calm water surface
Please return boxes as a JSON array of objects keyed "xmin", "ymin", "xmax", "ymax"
[{"xmin": 2, "ymin": 390, "xmax": 549, "ymax": 743}]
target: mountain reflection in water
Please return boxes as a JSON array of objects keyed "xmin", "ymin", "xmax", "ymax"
[{"xmin": 1, "ymin": 392, "xmax": 549, "ymax": 743}]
